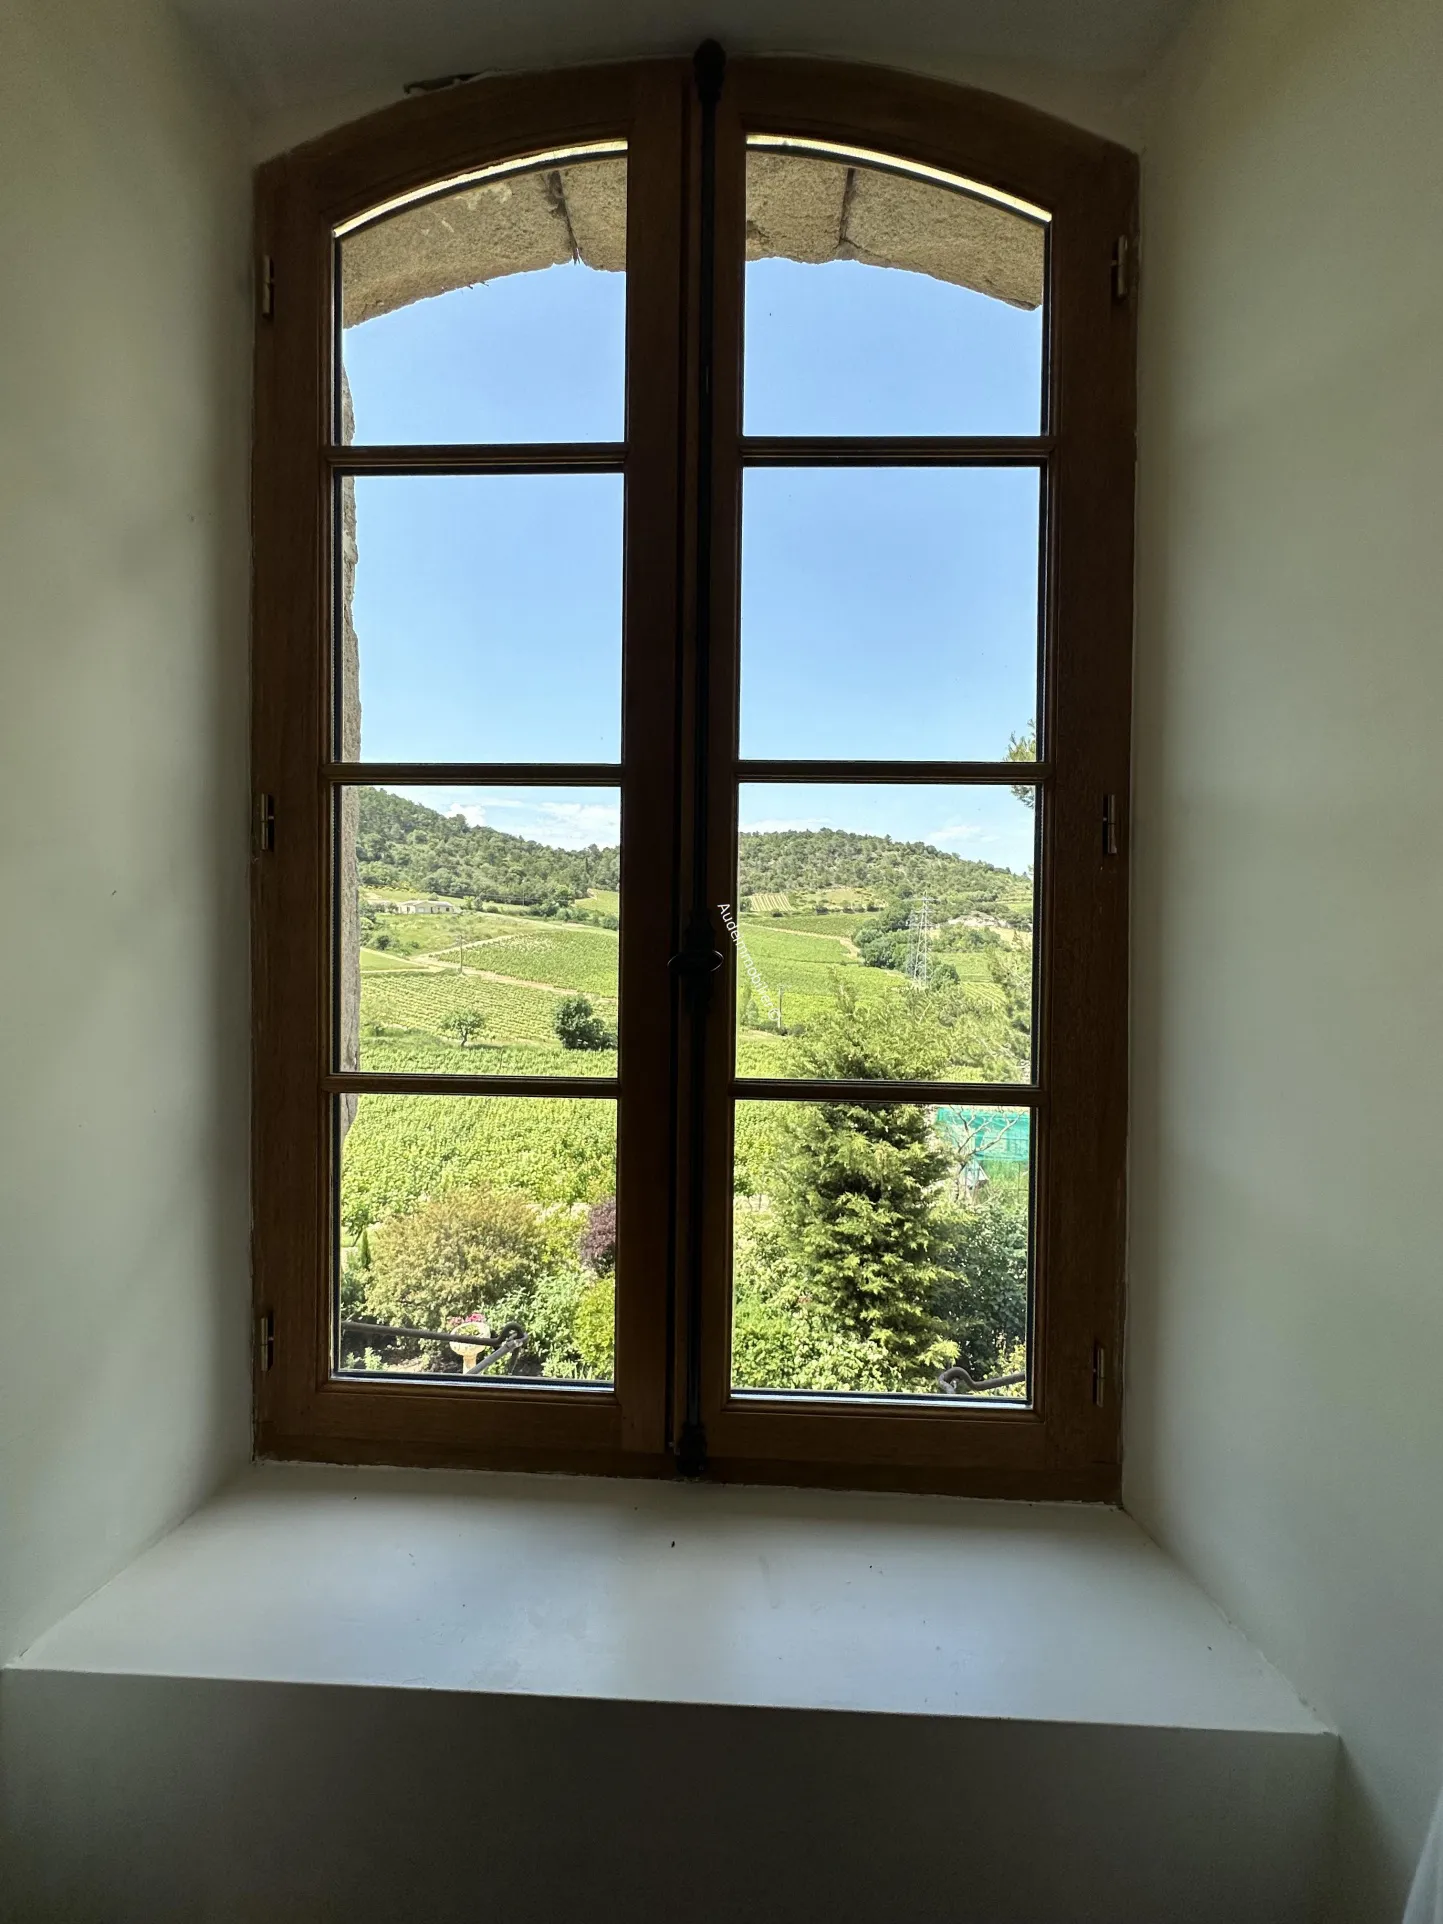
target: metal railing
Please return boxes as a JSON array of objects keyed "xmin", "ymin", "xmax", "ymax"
[
  {"xmin": 339, "ymin": 1318, "xmax": 529, "ymax": 1377},
  {"xmin": 937, "ymin": 1363, "xmax": 1027, "ymax": 1396}
]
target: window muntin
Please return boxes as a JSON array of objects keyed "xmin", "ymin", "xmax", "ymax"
[{"xmin": 252, "ymin": 61, "xmax": 1134, "ymax": 1496}]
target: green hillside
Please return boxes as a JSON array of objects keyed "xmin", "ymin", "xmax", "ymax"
[
  {"xmin": 356, "ymin": 787, "xmax": 1031, "ymax": 927},
  {"xmin": 356, "ymin": 786, "xmax": 618, "ymax": 907},
  {"xmin": 738, "ymin": 827, "xmax": 1032, "ymax": 926}
]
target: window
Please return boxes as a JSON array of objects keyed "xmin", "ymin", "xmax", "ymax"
[{"xmin": 253, "ymin": 55, "xmax": 1136, "ymax": 1497}]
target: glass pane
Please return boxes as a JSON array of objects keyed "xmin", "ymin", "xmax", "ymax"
[
  {"xmin": 740, "ymin": 466, "xmax": 1040, "ymax": 762},
  {"xmin": 337, "ymin": 473, "xmax": 623, "ymax": 763},
  {"xmin": 337, "ymin": 785, "xmax": 619, "ymax": 1076},
  {"xmin": 340, "ymin": 151, "xmax": 626, "ymax": 445},
  {"xmin": 730, "ymin": 785, "xmax": 1035, "ymax": 1083},
  {"xmin": 744, "ymin": 143, "xmax": 1045, "ymax": 436},
  {"xmin": 732, "ymin": 1098, "xmax": 1031, "ymax": 1399},
  {"xmin": 337, "ymin": 1094, "xmax": 617, "ymax": 1385}
]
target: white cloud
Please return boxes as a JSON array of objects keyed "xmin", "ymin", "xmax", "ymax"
[
  {"xmin": 926, "ymin": 823, "xmax": 986, "ymax": 845},
  {"xmin": 448, "ymin": 797, "xmax": 619, "ymax": 849}
]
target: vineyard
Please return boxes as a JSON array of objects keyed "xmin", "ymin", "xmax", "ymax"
[{"xmin": 341, "ymin": 787, "xmax": 1035, "ymax": 1397}]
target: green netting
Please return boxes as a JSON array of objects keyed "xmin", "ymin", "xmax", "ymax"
[{"xmin": 935, "ymin": 1107, "xmax": 1030, "ymax": 1164}]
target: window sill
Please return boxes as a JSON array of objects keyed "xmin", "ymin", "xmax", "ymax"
[
  {"xmin": 4, "ymin": 1464, "xmax": 1335, "ymax": 1923},
  {"xmin": 13, "ymin": 1460, "xmax": 1323, "ymax": 1735}
]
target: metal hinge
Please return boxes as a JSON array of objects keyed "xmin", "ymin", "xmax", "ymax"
[
  {"xmin": 254, "ymin": 792, "xmax": 276, "ymax": 856},
  {"xmin": 257, "ymin": 1309, "xmax": 276, "ymax": 1374},
  {"xmin": 1102, "ymin": 793, "xmax": 1121, "ymax": 857},
  {"xmin": 1092, "ymin": 1342, "xmax": 1107, "ymax": 1407},
  {"xmin": 1112, "ymin": 235, "xmax": 1133, "ymax": 302},
  {"xmin": 258, "ymin": 254, "xmax": 275, "ymax": 320}
]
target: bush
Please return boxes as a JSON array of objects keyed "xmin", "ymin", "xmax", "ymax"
[
  {"xmin": 489, "ymin": 1264, "xmax": 593, "ymax": 1380},
  {"xmin": 730, "ymin": 1216, "xmax": 917, "ymax": 1394},
  {"xmin": 362, "ymin": 1185, "xmax": 559, "ymax": 1332},
  {"xmin": 932, "ymin": 1186, "xmax": 1030, "ymax": 1381},
  {"xmin": 579, "ymin": 1197, "xmax": 617, "ymax": 1274},
  {"xmin": 554, "ymin": 994, "xmax": 612, "ymax": 1051},
  {"xmin": 573, "ymin": 1274, "xmax": 615, "ymax": 1378}
]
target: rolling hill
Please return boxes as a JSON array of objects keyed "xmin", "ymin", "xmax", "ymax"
[{"xmin": 357, "ymin": 788, "xmax": 1030, "ymax": 924}]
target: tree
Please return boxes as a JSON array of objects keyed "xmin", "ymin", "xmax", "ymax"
[
  {"xmin": 770, "ymin": 982, "xmax": 956, "ymax": 1384},
  {"xmin": 362, "ymin": 1185, "xmax": 558, "ymax": 1332},
  {"xmin": 855, "ymin": 898, "xmax": 913, "ymax": 972},
  {"xmin": 987, "ymin": 944, "xmax": 1033, "ymax": 1076},
  {"xmin": 554, "ymin": 994, "xmax": 612, "ymax": 1051},
  {"xmin": 931, "ymin": 1184, "xmax": 1029, "ymax": 1381},
  {"xmin": 1007, "ymin": 724, "xmax": 1037, "ymax": 809},
  {"xmin": 444, "ymin": 1005, "xmax": 486, "ymax": 1048}
]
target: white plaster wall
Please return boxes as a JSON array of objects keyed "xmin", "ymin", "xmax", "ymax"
[
  {"xmin": 202, "ymin": 1, "xmax": 1173, "ymax": 163},
  {"xmin": 1125, "ymin": 0, "xmax": 1443, "ymax": 1915},
  {"xmin": 183, "ymin": 2, "xmax": 1175, "ymax": 161},
  {"xmin": 0, "ymin": 0, "xmax": 252, "ymax": 1664}
]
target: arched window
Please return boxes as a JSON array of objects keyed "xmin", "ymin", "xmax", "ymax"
[{"xmin": 252, "ymin": 54, "xmax": 1135, "ymax": 1496}]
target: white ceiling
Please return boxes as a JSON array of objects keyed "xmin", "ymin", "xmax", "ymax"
[{"xmin": 174, "ymin": 0, "xmax": 1196, "ymax": 138}]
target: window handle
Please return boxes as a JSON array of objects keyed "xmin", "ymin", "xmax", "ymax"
[{"xmin": 669, "ymin": 909, "xmax": 725, "ymax": 1013}]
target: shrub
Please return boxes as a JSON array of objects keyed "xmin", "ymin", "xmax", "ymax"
[
  {"xmin": 554, "ymin": 994, "xmax": 611, "ymax": 1051},
  {"xmin": 932, "ymin": 1187, "xmax": 1030, "ymax": 1381},
  {"xmin": 573, "ymin": 1274, "xmax": 615, "ymax": 1378},
  {"xmin": 363, "ymin": 1185, "xmax": 558, "ymax": 1332},
  {"xmin": 579, "ymin": 1197, "xmax": 617, "ymax": 1274},
  {"xmin": 730, "ymin": 1215, "xmax": 918, "ymax": 1394}
]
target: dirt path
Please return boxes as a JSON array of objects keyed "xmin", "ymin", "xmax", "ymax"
[{"xmin": 362, "ymin": 953, "xmax": 615, "ymax": 998}]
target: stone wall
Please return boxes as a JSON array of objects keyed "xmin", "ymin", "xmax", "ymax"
[{"xmin": 340, "ymin": 149, "xmax": 1044, "ymax": 323}]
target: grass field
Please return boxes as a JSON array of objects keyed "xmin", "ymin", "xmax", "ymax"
[
  {"xmin": 341, "ymin": 1090, "xmax": 616, "ymax": 1232},
  {"xmin": 729, "ymin": 914, "xmax": 1018, "ymax": 1074},
  {"xmin": 343, "ymin": 897, "xmax": 1029, "ymax": 1228}
]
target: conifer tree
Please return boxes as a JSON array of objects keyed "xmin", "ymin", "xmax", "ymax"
[{"xmin": 772, "ymin": 981, "xmax": 956, "ymax": 1384}]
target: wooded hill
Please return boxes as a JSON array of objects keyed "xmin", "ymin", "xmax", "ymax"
[
  {"xmin": 358, "ymin": 788, "xmax": 1030, "ymax": 922},
  {"xmin": 356, "ymin": 787, "xmax": 619, "ymax": 906},
  {"xmin": 738, "ymin": 827, "xmax": 1032, "ymax": 924}
]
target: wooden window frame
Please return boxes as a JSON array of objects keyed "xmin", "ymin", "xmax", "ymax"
[{"xmin": 252, "ymin": 55, "xmax": 1136, "ymax": 1499}]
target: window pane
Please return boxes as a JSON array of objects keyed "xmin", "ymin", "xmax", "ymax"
[
  {"xmin": 740, "ymin": 466, "xmax": 1040, "ymax": 762},
  {"xmin": 337, "ymin": 473, "xmax": 623, "ymax": 763},
  {"xmin": 731, "ymin": 785, "xmax": 1035, "ymax": 1084},
  {"xmin": 337, "ymin": 1094, "xmax": 617, "ymax": 1385},
  {"xmin": 744, "ymin": 144, "xmax": 1045, "ymax": 436},
  {"xmin": 336, "ymin": 785, "xmax": 619, "ymax": 1076},
  {"xmin": 340, "ymin": 151, "xmax": 626, "ymax": 445},
  {"xmin": 732, "ymin": 1099, "xmax": 1031, "ymax": 1399}
]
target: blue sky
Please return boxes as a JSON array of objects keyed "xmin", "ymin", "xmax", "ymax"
[{"xmin": 347, "ymin": 213, "xmax": 1043, "ymax": 874}]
